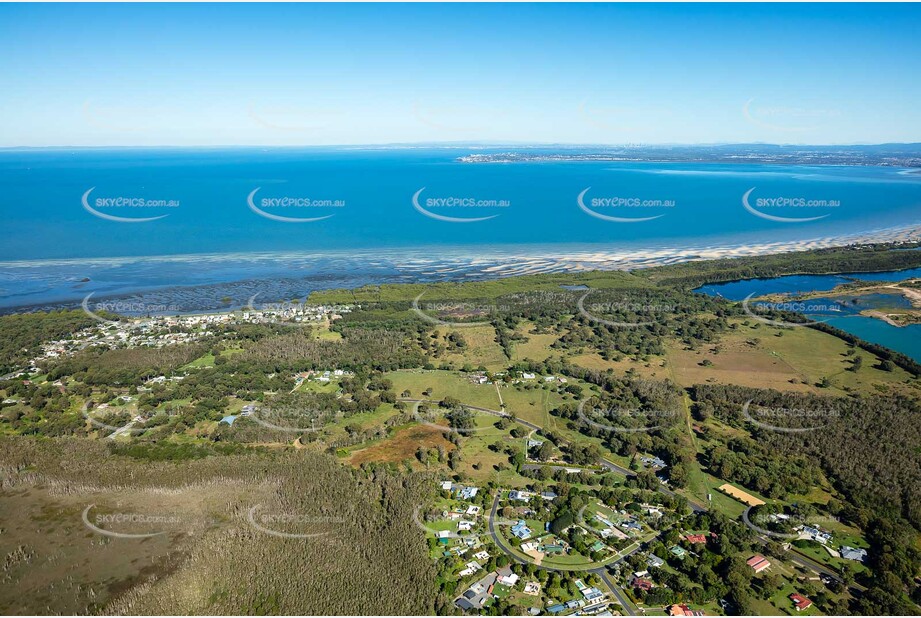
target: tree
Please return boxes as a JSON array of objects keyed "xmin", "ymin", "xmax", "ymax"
[{"xmin": 550, "ymin": 510, "xmax": 574, "ymax": 536}]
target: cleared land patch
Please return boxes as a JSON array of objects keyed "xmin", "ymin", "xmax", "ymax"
[{"xmin": 347, "ymin": 424, "xmax": 454, "ymax": 467}]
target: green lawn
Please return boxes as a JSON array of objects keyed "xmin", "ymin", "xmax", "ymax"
[
  {"xmin": 684, "ymin": 466, "xmax": 748, "ymax": 520},
  {"xmin": 182, "ymin": 353, "xmax": 215, "ymax": 369},
  {"xmin": 295, "ymin": 378, "xmax": 341, "ymax": 394},
  {"xmin": 386, "ymin": 369, "xmax": 503, "ymax": 410}
]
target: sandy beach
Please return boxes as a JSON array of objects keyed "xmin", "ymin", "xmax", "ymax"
[{"xmin": 1, "ymin": 222, "xmax": 919, "ymax": 314}]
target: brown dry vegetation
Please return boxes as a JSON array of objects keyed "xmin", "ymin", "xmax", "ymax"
[
  {"xmin": 666, "ymin": 340, "xmax": 814, "ymax": 393},
  {"xmin": 0, "ymin": 437, "xmax": 442, "ymax": 615},
  {"xmin": 347, "ymin": 424, "xmax": 454, "ymax": 468}
]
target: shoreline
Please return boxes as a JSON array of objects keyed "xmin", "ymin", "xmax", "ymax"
[
  {"xmin": 1, "ymin": 224, "xmax": 920, "ymax": 314},
  {"xmin": 2, "ymin": 221, "xmax": 919, "ymax": 270},
  {"xmin": 769, "ymin": 281, "xmax": 921, "ymax": 328}
]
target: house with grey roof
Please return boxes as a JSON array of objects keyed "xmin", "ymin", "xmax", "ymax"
[{"xmin": 840, "ymin": 546, "xmax": 867, "ymax": 562}]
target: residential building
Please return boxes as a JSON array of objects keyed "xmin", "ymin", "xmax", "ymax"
[
  {"xmin": 621, "ymin": 519, "xmax": 642, "ymax": 532},
  {"xmin": 746, "ymin": 554, "xmax": 771, "ymax": 573},
  {"xmin": 790, "ymin": 593, "xmax": 813, "ymax": 612},
  {"xmin": 582, "ymin": 587, "xmax": 604, "ymax": 603},
  {"xmin": 668, "ymin": 604, "xmax": 705, "ymax": 617},
  {"xmin": 840, "ymin": 546, "xmax": 867, "ymax": 562},
  {"xmin": 511, "ymin": 520, "xmax": 533, "ymax": 540},
  {"xmin": 633, "ymin": 578, "xmax": 654, "ymax": 592},
  {"xmin": 801, "ymin": 525, "xmax": 832, "ymax": 544},
  {"xmin": 520, "ymin": 541, "xmax": 540, "ymax": 553},
  {"xmin": 458, "ymin": 561, "xmax": 482, "ymax": 577},
  {"xmin": 458, "ymin": 486, "xmax": 479, "ymax": 500}
]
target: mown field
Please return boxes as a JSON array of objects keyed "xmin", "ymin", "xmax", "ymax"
[{"xmin": 4, "ymin": 243, "xmax": 921, "ymax": 616}]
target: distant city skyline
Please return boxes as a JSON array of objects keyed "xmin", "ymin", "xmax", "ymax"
[{"xmin": 1, "ymin": 3, "xmax": 919, "ymax": 147}]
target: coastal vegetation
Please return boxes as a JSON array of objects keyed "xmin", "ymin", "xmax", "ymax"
[{"xmin": 2, "ymin": 243, "xmax": 920, "ymax": 614}]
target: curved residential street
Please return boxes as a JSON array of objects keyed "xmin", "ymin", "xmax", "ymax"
[{"xmin": 487, "ymin": 493, "xmax": 643, "ymax": 616}]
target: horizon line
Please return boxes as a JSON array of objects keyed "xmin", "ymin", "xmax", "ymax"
[{"xmin": 2, "ymin": 141, "xmax": 921, "ymax": 151}]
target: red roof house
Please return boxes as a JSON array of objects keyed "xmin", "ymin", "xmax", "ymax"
[
  {"xmin": 790, "ymin": 593, "xmax": 813, "ymax": 612},
  {"xmin": 633, "ymin": 578, "xmax": 654, "ymax": 591},
  {"xmin": 746, "ymin": 554, "xmax": 771, "ymax": 573}
]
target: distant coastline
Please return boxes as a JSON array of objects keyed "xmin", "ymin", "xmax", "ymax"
[{"xmin": 458, "ymin": 144, "xmax": 921, "ymax": 167}]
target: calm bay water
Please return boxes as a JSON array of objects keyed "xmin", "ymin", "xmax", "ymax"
[
  {"xmin": 694, "ymin": 268, "xmax": 921, "ymax": 299},
  {"xmin": 695, "ymin": 269, "xmax": 921, "ymax": 361},
  {"xmin": 1, "ymin": 147, "xmax": 920, "ymax": 312}
]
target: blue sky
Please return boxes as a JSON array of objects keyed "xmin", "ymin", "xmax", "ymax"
[{"xmin": 1, "ymin": 3, "xmax": 919, "ymax": 146}]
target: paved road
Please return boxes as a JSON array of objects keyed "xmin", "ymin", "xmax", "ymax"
[
  {"xmin": 592, "ymin": 566, "xmax": 639, "ymax": 616},
  {"xmin": 415, "ymin": 395, "xmax": 865, "ymax": 606},
  {"xmin": 403, "ymin": 397, "xmax": 709, "ymax": 514},
  {"xmin": 488, "ymin": 494, "xmax": 644, "ymax": 615},
  {"xmin": 598, "ymin": 458, "xmax": 709, "ymax": 514},
  {"xmin": 521, "ymin": 463, "xmax": 601, "ymax": 474},
  {"xmin": 416, "ymin": 394, "xmax": 859, "ymax": 608},
  {"xmin": 108, "ymin": 420, "xmax": 137, "ymax": 439},
  {"xmin": 741, "ymin": 507, "xmax": 865, "ymax": 593},
  {"xmin": 751, "ymin": 536, "xmax": 865, "ymax": 595}
]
